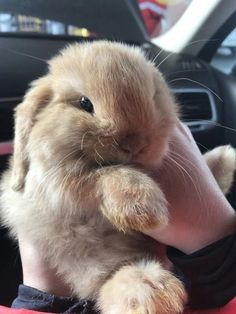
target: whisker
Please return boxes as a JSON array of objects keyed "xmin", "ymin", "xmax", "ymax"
[
  {"xmin": 111, "ymin": 143, "xmax": 119, "ymax": 152},
  {"xmin": 169, "ymin": 151, "xmax": 198, "ymax": 171},
  {"xmin": 95, "ymin": 149, "xmax": 104, "ymax": 163},
  {"xmin": 162, "ymin": 157, "xmax": 187, "ymax": 187},
  {"xmin": 4, "ymin": 48, "xmax": 47, "ymax": 63},
  {"xmin": 185, "ymin": 119, "xmax": 236, "ymax": 133},
  {"xmin": 195, "ymin": 141, "xmax": 210, "ymax": 152},
  {"xmin": 31, "ymin": 167, "xmax": 58, "ymax": 200},
  {"xmin": 156, "ymin": 39, "xmax": 218, "ymax": 68},
  {"xmin": 58, "ymin": 171, "xmax": 71, "ymax": 199},
  {"xmin": 165, "ymin": 69, "xmax": 207, "ymax": 77},
  {"xmin": 78, "ymin": 162, "xmax": 86, "ymax": 178},
  {"xmin": 69, "ymin": 153, "xmax": 86, "ymax": 175},
  {"xmin": 112, "ymin": 136, "xmax": 119, "ymax": 146},
  {"xmin": 156, "ymin": 52, "xmax": 176, "ymax": 69},
  {"xmin": 98, "ymin": 136, "xmax": 105, "ymax": 147},
  {"xmin": 166, "ymin": 154, "xmax": 207, "ymax": 223},
  {"xmin": 169, "ymin": 151, "xmax": 210, "ymax": 209},
  {"xmin": 33, "ymin": 148, "xmax": 79, "ymax": 196},
  {"xmin": 81, "ymin": 131, "xmax": 94, "ymax": 151},
  {"xmin": 94, "ymin": 153, "xmax": 103, "ymax": 168},
  {"xmin": 165, "ymin": 154, "xmax": 202, "ymax": 204},
  {"xmin": 168, "ymin": 77, "xmax": 223, "ymax": 102},
  {"xmin": 152, "ymin": 48, "xmax": 164, "ymax": 64}
]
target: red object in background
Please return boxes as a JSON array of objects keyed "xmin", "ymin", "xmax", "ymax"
[
  {"xmin": 138, "ymin": 0, "xmax": 167, "ymax": 37},
  {"xmin": 0, "ymin": 141, "xmax": 13, "ymax": 155},
  {"xmin": 0, "ymin": 307, "xmax": 52, "ymax": 314},
  {"xmin": 1, "ymin": 298, "xmax": 236, "ymax": 314}
]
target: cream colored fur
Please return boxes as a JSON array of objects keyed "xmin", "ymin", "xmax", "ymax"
[
  {"xmin": 204, "ymin": 145, "xmax": 236, "ymax": 195},
  {"xmin": 0, "ymin": 41, "xmax": 234, "ymax": 313}
]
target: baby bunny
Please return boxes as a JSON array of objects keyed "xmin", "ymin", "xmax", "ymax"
[{"xmin": 2, "ymin": 40, "xmax": 235, "ymax": 313}]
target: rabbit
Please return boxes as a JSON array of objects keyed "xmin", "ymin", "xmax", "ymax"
[
  {"xmin": 204, "ymin": 145, "xmax": 236, "ymax": 195},
  {"xmin": 0, "ymin": 41, "xmax": 235, "ymax": 314}
]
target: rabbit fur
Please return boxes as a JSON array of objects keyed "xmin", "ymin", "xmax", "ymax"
[{"xmin": 1, "ymin": 41, "xmax": 235, "ymax": 313}]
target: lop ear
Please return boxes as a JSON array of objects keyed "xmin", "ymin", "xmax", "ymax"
[
  {"xmin": 152, "ymin": 69, "xmax": 178, "ymax": 122},
  {"xmin": 11, "ymin": 76, "xmax": 52, "ymax": 191}
]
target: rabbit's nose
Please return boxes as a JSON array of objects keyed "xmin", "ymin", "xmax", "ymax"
[{"xmin": 120, "ymin": 133, "xmax": 147, "ymax": 156}]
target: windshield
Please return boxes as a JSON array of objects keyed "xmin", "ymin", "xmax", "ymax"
[{"xmin": 0, "ymin": 0, "xmax": 193, "ymax": 42}]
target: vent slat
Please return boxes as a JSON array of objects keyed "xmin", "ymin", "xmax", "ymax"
[{"xmin": 175, "ymin": 92, "xmax": 212, "ymax": 121}]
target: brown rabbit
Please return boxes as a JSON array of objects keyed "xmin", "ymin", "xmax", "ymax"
[{"xmin": 0, "ymin": 41, "xmax": 235, "ymax": 314}]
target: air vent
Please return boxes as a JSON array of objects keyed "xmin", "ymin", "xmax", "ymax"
[
  {"xmin": 174, "ymin": 89, "xmax": 214, "ymax": 122},
  {"xmin": 180, "ymin": 59, "xmax": 203, "ymax": 71}
]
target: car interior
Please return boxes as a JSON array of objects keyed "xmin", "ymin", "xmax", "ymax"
[{"xmin": 0, "ymin": 0, "xmax": 236, "ymax": 307}]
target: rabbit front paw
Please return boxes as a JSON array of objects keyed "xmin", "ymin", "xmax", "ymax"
[{"xmin": 98, "ymin": 167, "xmax": 168, "ymax": 232}]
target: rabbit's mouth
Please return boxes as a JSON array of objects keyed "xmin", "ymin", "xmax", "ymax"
[{"xmin": 91, "ymin": 158, "xmax": 131, "ymax": 168}]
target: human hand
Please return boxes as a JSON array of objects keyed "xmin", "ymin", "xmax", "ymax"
[
  {"xmin": 145, "ymin": 121, "xmax": 236, "ymax": 254},
  {"xmin": 18, "ymin": 235, "xmax": 71, "ymax": 296},
  {"xmin": 18, "ymin": 122, "xmax": 236, "ymax": 296}
]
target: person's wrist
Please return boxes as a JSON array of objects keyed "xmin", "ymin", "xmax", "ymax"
[
  {"xmin": 19, "ymin": 237, "xmax": 71, "ymax": 297},
  {"xmin": 145, "ymin": 202, "xmax": 236, "ymax": 255},
  {"xmin": 187, "ymin": 210, "xmax": 236, "ymax": 254}
]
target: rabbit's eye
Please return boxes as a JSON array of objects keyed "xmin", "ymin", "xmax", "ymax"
[{"xmin": 79, "ymin": 96, "xmax": 94, "ymax": 114}]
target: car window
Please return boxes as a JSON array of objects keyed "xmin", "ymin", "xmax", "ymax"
[
  {"xmin": 0, "ymin": 0, "xmax": 146, "ymax": 42},
  {"xmin": 211, "ymin": 28, "xmax": 236, "ymax": 78},
  {"xmin": 0, "ymin": 12, "xmax": 93, "ymax": 37}
]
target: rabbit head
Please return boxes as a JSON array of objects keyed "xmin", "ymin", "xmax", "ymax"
[{"xmin": 11, "ymin": 41, "xmax": 177, "ymax": 191}]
